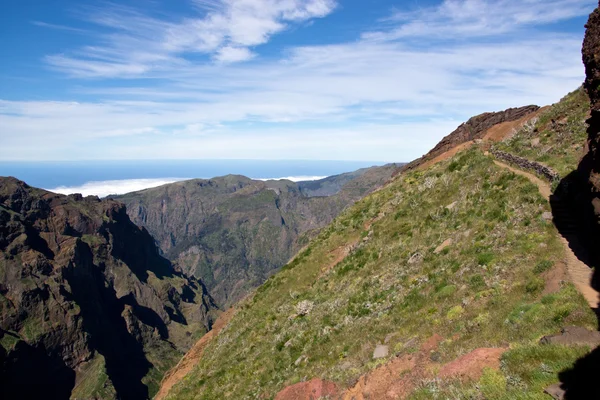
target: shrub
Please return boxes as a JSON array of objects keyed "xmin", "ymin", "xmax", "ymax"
[
  {"xmin": 477, "ymin": 252, "xmax": 495, "ymax": 265},
  {"xmin": 534, "ymin": 260, "xmax": 553, "ymax": 274},
  {"xmin": 436, "ymin": 285, "xmax": 457, "ymax": 298},
  {"xmin": 446, "ymin": 305, "xmax": 464, "ymax": 320}
]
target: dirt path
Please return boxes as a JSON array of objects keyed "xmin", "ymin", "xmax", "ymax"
[
  {"xmin": 154, "ymin": 307, "xmax": 237, "ymax": 400},
  {"xmin": 493, "ymin": 160, "xmax": 599, "ymax": 309}
]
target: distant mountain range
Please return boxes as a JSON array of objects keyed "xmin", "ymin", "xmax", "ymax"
[{"xmin": 114, "ymin": 164, "xmax": 399, "ymax": 307}]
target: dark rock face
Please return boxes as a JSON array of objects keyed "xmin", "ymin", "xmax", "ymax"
[
  {"xmin": 583, "ymin": 2, "xmax": 600, "ymax": 227},
  {"xmin": 115, "ymin": 166, "xmax": 397, "ymax": 307},
  {"xmin": 0, "ymin": 177, "xmax": 216, "ymax": 400},
  {"xmin": 402, "ymin": 105, "xmax": 540, "ymax": 172}
]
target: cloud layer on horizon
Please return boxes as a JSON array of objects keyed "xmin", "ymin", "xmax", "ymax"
[{"xmin": 46, "ymin": 175, "xmax": 329, "ymax": 197}]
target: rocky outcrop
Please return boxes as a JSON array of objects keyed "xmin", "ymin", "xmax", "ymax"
[
  {"xmin": 0, "ymin": 177, "xmax": 216, "ymax": 400},
  {"xmin": 491, "ymin": 150, "xmax": 560, "ymax": 182},
  {"xmin": 583, "ymin": 3, "xmax": 600, "ymax": 230},
  {"xmin": 402, "ymin": 105, "xmax": 539, "ymax": 172},
  {"xmin": 115, "ymin": 165, "xmax": 397, "ymax": 307}
]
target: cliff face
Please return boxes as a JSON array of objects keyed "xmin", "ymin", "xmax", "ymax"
[
  {"xmin": 0, "ymin": 177, "xmax": 216, "ymax": 400},
  {"xmin": 402, "ymin": 105, "xmax": 540, "ymax": 172},
  {"xmin": 583, "ymin": 2, "xmax": 600, "ymax": 225},
  {"xmin": 116, "ymin": 166, "xmax": 397, "ymax": 307}
]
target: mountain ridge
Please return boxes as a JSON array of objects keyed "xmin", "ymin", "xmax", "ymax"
[
  {"xmin": 0, "ymin": 177, "xmax": 217, "ymax": 399},
  {"xmin": 160, "ymin": 74, "xmax": 600, "ymax": 399},
  {"xmin": 114, "ymin": 164, "xmax": 399, "ymax": 307}
]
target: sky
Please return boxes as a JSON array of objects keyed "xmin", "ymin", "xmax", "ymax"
[{"xmin": 0, "ymin": 0, "xmax": 597, "ymax": 162}]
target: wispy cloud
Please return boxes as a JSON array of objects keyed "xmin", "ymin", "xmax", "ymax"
[
  {"xmin": 45, "ymin": 0, "xmax": 337, "ymax": 77},
  {"xmin": 364, "ymin": 0, "xmax": 595, "ymax": 41},
  {"xmin": 31, "ymin": 20, "xmax": 88, "ymax": 33},
  {"xmin": 1, "ymin": 0, "xmax": 596, "ymax": 162}
]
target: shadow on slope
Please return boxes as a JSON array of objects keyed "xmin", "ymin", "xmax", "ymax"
[
  {"xmin": 0, "ymin": 337, "xmax": 75, "ymax": 400},
  {"xmin": 64, "ymin": 241, "xmax": 154, "ymax": 400},
  {"xmin": 551, "ymin": 157, "xmax": 600, "ymax": 399}
]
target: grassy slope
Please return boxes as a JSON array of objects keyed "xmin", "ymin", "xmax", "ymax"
[
  {"xmin": 493, "ymin": 87, "xmax": 589, "ymax": 178},
  {"xmin": 167, "ymin": 146, "xmax": 595, "ymax": 399}
]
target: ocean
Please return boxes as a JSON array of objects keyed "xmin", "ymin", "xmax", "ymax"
[{"xmin": 0, "ymin": 160, "xmax": 387, "ymax": 197}]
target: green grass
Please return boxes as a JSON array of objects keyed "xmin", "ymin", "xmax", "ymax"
[
  {"xmin": 493, "ymin": 87, "xmax": 590, "ymax": 177},
  {"xmin": 166, "ymin": 147, "xmax": 596, "ymax": 400},
  {"xmin": 70, "ymin": 354, "xmax": 117, "ymax": 400},
  {"xmin": 0, "ymin": 331, "xmax": 20, "ymax": 352}
]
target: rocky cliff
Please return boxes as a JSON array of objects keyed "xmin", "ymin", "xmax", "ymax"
[
  {"xmin": 583, "ymin": 2, "xmax": 600, "ymax": 232},
  {"xmin": 401, "ymin": 105, "xmax": 540, "ymax": 172},
  {"xmin": 116, "ymin": 165, "xmax": 397, "ymax": 307},
  {"xmin": 0, "ymin": 177, "xmax": 216, "ymax": 400}
]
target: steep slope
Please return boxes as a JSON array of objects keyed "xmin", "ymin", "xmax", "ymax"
[
  {"xmin": 115, "ymin": 165, "xmax": 397, "ymax": 307},
  {"xmin": 582, "ymin": 3, "xmax": 600, "ymax": 269},
  {"xmin": 583, "ymin": 3, "xmax": 600, "ymax": 203},
  {"xmin": 402, "ymin": 105, "xmax": 540, "ymax": 172},
  {"xmin": 0, "ymin": 177, "xmax": 216, "ymax": 400},
  {"xmin": 493, "ymin": 87, "xmax": 590, "ymax": 178},
  {"xmin": 164, "ymin": 144, "xmax": 596, "ymax": 399},
  {"xmin": 297, "ymin": 165, "xmax": 398, "ymax": 197}
]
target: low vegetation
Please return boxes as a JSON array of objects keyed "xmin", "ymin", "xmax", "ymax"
[
  {"xmin": 493, "ymin": 87, "xmax": 590, "ymax": 177},
  {"xmin": 166, "ymin": 147, "xmax": 596, "ymax": 399}
]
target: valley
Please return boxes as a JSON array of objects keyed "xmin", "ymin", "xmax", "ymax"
[{"xmin": 2, "ymin": 2, "xmax": 600, "ymax": 400}]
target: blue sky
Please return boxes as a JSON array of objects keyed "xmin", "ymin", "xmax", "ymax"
[{"xmin": 0, "ymin": 0, "xmax": 597, "ymax": 162}]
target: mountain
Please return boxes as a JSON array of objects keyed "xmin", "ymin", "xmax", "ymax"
[
  {"xmin": 161, "ymin": 57, "xmax": 600, "ymax": 398},
  {"xmin": 114, "ymin": 165, "xmax": 398, "ymax": 307},
  {"xmin": 0, "ymin": 177, "xmax": 217, "ymax": 400},
  {"xmin": 401, "ymin": 105, "xmax": 541, "ymax": 172}
]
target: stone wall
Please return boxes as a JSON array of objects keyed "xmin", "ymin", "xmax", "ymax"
[{"xmin": 491, "ymin": 150, "xmax": 560, "ymax": 182}]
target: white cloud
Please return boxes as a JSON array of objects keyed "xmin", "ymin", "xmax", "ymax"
[
  {"xmin": 46, "ymin": 0, "xmax": 337, "ymax": 77},
  {"xmin": 45, "ymin": 175, "xmax": 330, "ymax": 197},
  {"xmin": 257, "ymin": 176, "xmax": 327, "ymax": 181},
  {"xmin": 46, "ymin": 178, "xmax": 191, "ymax": 197},
  {"xmin": 214, "ymin": 46, "xmax": 255, "ymax": 62},
  {"xmin": 364, "ymin": 0, "xmax": 595, "ymax": 41},
  {"xmin": 31, "ymin": 20, "xmax": 88, "ymax": 33},
  {"xmin": 0, "ymin": 0, "xmax": 595, "ymax": 162}
]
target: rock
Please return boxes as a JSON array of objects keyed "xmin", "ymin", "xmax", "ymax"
[
  {"xmin": 544, "ymin": 383, "xmax": 566, "ymax": 400},
  {"xmin": 582, "ymin": 3, "xmax": 600, "ymax": 292},
  {"xmin": 114, "ymin": 165, "xmax": 399, "ymax": 308},
  {"xmin": 542, "ymin": 212, "xmax": 553, "ymax": 221},
  {"xmin": 531, "ymin": 138, "xmax": 541, "ymax": 147},
  {"xmin": 295, "ymin": 300, "xmax": 314, "ymax": 316},
  {"xmin": 373, "ymin": 344, "xmax": 389, "ymax": 359},
  {"xmin": 403, "ymin": 337, "xmax": 418, "ymax": 350},
  {"xmin": 540, "ymin": 326, "xmax": 600, "ymax": 346},
  {"xmin": 340, "ymin": 361, "xmax": 353, "ymax": 370},
  {"xmin": 401, "ymin": 105, "xmax": 540, "ymax": 172},
  {"xmin": 294, "ymin": 355, "xmax": 307, "ymax": 366},
  {"xmin": 492, "ymin": 150, "xmax": 560, "ymax": 182},
  {"xmin": 408, "ymin": 252, "xmax": 423, "ymax": 264},
  {"xmin": 446, "ymin": 201, "xmax": 458, "ymax": 211},
  {"xmin": 0, "ymin": 177, "xmax": 217, "ymax": 399},
  {"xmin": 434, "ymin": 239, "xmax": 452, "ymax": 254}
]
